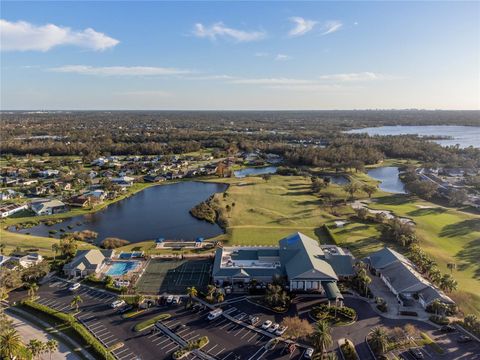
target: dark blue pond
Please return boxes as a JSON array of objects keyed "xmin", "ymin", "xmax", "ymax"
[
  {"xmin": 367, "ymin": 167, "xmax": 406, "ymax": 194},
  {"xmin": 11, "ymin": 181, "xmax": 228, "ymax": 244}
]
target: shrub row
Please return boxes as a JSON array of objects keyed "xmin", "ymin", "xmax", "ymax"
[
  {"xmin": 20, "ymin": 300, "xmax": 115, "ymax": 360},
  {"xmin": 173, "ymin": 336, "xmax": 209, "ymax": 359},
  {"xmin": 323, "ymin": 224, "xmax": 338, "ymax": 245}
]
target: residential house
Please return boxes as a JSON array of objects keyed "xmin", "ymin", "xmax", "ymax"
[
  {"xmin": 15, "ymin": 253, "xmax": 44, "ymax": 268},
  {"xmin": 63, "ymin": 249, "xmax": 115, "ymax": 277},
  {"xmin": 31, "ymin": 199, "xmax": 67, "ymax": 215},
  {"xmin": 0, "ymin": 203, "xmax": 28, "ymax": 218},
  {"xmin": 364, "ymin": 247, "xmax": 454, "ymax": 309},
  {"xmin": 38, "ymin": 169, "xmax": 59, "ymax": 178}
]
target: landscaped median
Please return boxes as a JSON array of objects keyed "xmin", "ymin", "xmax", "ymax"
[
  {"xmin": 134, "ymin": 313, "xmax": 171, "ymax": 332},
  {"xmin": 310, "ymin": 304, "xmax": 357, "ymax": 326},
  {"xmin": 19, "ymin": 300, "xmax": 116, "ymax": 360},
  {"xmin": 172, "ymin": 336, "xmax": 209, "ymax": 359}
]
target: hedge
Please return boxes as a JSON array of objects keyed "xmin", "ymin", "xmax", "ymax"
[
  {"xmin": 323, "ymin": 224, "xmax": 338, "ymax": 245},
  {"xmin": 20, "ymin": 300, "xmax": 115, "ymax": 360},
  {"xmin": 173, "ymin": 336, "xmax": 209, "ymax": 359},
  {"xmin": 134, "ymin": 313, "xmax": 171, "ymax": 332}
]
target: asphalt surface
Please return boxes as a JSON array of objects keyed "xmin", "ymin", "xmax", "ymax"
[{"xmin": 8, "ymin": 281, "xmax": 480, "ymax": 360}]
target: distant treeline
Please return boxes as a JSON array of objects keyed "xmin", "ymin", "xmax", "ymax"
[{"xmin": 1, "ymin": 110, "xmax": 479, "ymax": 169}]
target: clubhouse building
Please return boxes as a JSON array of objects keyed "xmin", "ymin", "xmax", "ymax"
[{"xmin": 212, "ymin": 232, "xmax": 354, "ymax": 301}]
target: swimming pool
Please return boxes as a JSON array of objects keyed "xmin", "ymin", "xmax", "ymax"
[{"xmin": 106, "ymin": 261, "xmax": 139, "ymax": 276}]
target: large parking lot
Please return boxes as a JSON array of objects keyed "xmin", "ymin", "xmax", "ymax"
[{"xmin": 9, "ymin": 279, "xmax": 480, "ymax": 360}]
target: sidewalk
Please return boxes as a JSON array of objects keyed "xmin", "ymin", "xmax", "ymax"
[{"xmin": 6, "ymin": 307, "xmax": 96, "ymax": 360}]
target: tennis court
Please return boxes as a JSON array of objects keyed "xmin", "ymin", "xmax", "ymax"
[{"xmin": 136, "ymin": 258, "xmax": 212, "ymax": 295}]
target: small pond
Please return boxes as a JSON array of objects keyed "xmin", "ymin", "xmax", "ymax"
[
  {"xmin": 367, "ymin": 167, "xmax": 406, "ymax": 194},
  {"xmin": 10, "ymin": 181, "xmax": 228, "ymax": 244},
  {"xmin": 320, "ymin": 175, "xmax": 350, "ymax": 185},
  {"xmin": 234, "ymin": 166, "xmax": 277, "ymax": 178}
]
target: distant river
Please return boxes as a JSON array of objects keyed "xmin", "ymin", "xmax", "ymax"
[
  {"xmin": 346, "ymin": 125, "xmax": 480, "ymax": 148},
  {"xmin": 367, "ymin": 167, "xmax": 406, "ymax": 194},
  {"xmin": 10, "ymin": 181, "xmax": 228, "ymax": 244}
]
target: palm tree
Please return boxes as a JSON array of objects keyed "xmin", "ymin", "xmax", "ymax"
[
  {"xmin": 186, "ymin": 286, "xmax": 198, "ymax": 306},
  {"xmin": 45, "ymin": 339, "xmax": 58, "ymax": 360},
  {"xmin": 447, "ymin": 263, "xmax": 457, "ymax": 274},
  {"xmin": 215, "ymin": 290, "xmax": 224, "ymax": 303},
  {"xmin": 0, "ymin": 328, "xmax": 23, "ymax": 360},
  {"xmin": 439, "ymin": 274, "xmax": 458, "ymax": 293},
  {"xmin": 312, "ymin": 320, "xmax": 333, "ymax": 359},
  {"xmin": 27, "ymin": 339, "xmax": 45, "ymax": 360},
  {"xmin": 70, "ymin": 295, "xmax": 83, "ymax": 313},
  {"xmin": 206, "ymin": 285, "xmax": 216, "ymax": 303},
  {"xmin": 27, "ymin": 282, "xmax": 39, "ymax": 300},
  {"xmin": 368, "ymin": 326, "xmax": 389, "ymax": 355}
]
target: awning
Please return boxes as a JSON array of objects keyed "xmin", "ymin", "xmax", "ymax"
[{"xmin": 322, "ymin": 281, "xmax": 343, "ymax": 300}]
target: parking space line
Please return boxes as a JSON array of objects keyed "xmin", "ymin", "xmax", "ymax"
[
  {"xmin": 176, "ymin": 327, "xmax": 191, "ymax": 335},
  {"xmin": 94, "ymin": 329, "xmax": 110, "ymax": 336},
  {"xmin": 89, "ymin": 324, "xmax": 106, "ymax": 331},
  {"xmin": 161, "ymin": 342, "xmax": 177, "ymax": 351},
  {"xmin": 219, "ymin": 322, "xmax": 231, "ymax": 330},
  {"xmin": 153, "ymin": 337, "xmax": 169, "ymax": 345},
  {"xmin": 206, "ymin": 344, "xmax": 218, "ymax": 353},
  {"xmin": 215, "ymin": 348, "xmax": 226, "ymax": 356},
  {"xmin": 226, "ymin": 325, "xmax": 240, "ymax": 333},
  {"xmin": 221, "ymin": 352, "xmax": 235, "ymax": 360},
  {"xmin": 184, "ymin": 334, "xmax": 199, "ymax": 342},
  {"xmin": 216, "ymin": 319, "xmax": 228, "ymax": 327},
  {"xmin": 255, "ymin": 335, "xmax": 265, "ymax": 345},
  {"xmin": 101, "ymin": 334, "xmax": 115, "ymax": 342},
  {"xmin": 241, "ymin": 330, "xmax": 252, "ymax": 339},
  {"xmin": 118, "ymin": 352, "xmax": 135, "ymax": 360}
]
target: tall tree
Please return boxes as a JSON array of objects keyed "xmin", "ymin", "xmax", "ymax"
[
  {"xmin": 368, "ymin": 326, "xmax": 389, "ymax": 355},
  {"xmin": 312, "ymin": 320, "xmax": 333, "ymax": 359},
  {"xmin": 70, "ymin": 295, "xmax": 83, "ymax": 313},
  {"xmin": 0, "ymin": 328, "xmax": 23, "ymax": 360}
]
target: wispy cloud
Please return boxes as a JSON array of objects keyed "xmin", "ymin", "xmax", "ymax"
[
  {"xmin": 288, "ymin": 17, "xmax": 317, "ymax": 37},
  {"xmin": 0, "ymin": 19, "xmax": 119, "ymax": 52},
  {"xmin": 322, "ymin": 20, "xmax": 343, "ymax": 35},
  {"xmin": 254, "ymin": 52, "xmax": 269, "ymax": 57},
  {"xmin": 231, "ymin": 78, "xmax": 314, "ymax": 85},
  {"xmin": 275, "ymin": 54, "xmax": 291, "ymax": 61},
  {"xmin": 193, "ymin": 22, "xmax": 265, "ymax": 42},
  {"xmin": 319, "ymin": 72, "xmax": 391, "ymax": 81},
  {"xmin": 49, "ymin": 65, "xmax": 191, "ymax": 76}
]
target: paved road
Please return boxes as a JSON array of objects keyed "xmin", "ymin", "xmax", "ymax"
[{"xmin": 7, "ymin": 312, "xmax": 81, "ymax": 360}]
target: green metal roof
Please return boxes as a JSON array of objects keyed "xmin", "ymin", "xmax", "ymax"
[{"xmin": 322, "ymin": 281, "xmax": 343, "ymax": 300}]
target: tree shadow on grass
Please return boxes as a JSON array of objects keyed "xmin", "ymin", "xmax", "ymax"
[
  {"xmin": 407, "ymin": 207, "xmax": 446, "ymax": 217},
  {"xmin": 455, "ymin": 237, "xmax": 480, "ymax": 279},
  {"xmin": 374, "ymin": 195, "xmax": 412, "ymax": 206},
  {"xmin": 336, "ymin": 225, "xmax": 371, "ymax": 235},
  {"xmin": 440, "ymin": 219, "xmax": 480, "ymax": 237}
]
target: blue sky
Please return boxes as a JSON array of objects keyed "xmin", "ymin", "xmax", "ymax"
[{"xmin": 1, "ymin": 1, "xmax": 479, "ymax": 110}]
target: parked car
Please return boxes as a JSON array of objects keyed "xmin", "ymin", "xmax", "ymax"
[
  {"xmin": 275, "ymin": 325, "xmax": 287, "ymax": 336},
  {"xmin": 68, "ymin": 283, "xmax": 81, "ymax": 292},
  {"xmin": 172, "ymin": 296, "xmax": 180, "ymax": 305},
  {"xmin": 111, "ymin": 300, "xmax": 126, "ymax": 309},
  {"xmin": 166, "ymin": 295, "xmax": 174, "ymax": 304},
  {"xmin": 191, "ymin": 304, "xmax": 202, "ymax": 312},
  {"xmin": 440, "ymin": 325, "xmax": 456, "ymax": 333},
  {"xmin": 304, "ymin": 348, "xmax": 314, "ymax": 359},
  {"xmin": 224, "ymin": 286, "xmax": 232, "ymax": 294},
  {"xmin": 457, "ymin": 335, "xmax": 472, "ymax": 343},
  {"xmin": 261, "ymin": 320, "xmax": 272, "ymax": 329},
  {"xmin": 409, "ymin": 348, "xmax": 424, "ymax": 359},
  {"xmin": 268, "ymin": 323, "xmax": 279, "ymax": 333},
  {"xmin": 249, "ymin": 316, "xmax": 260, "ymax": 325},
  {"xmin": 117, "ymin": 305, "xmax": 133, "ymax": 314},
  {"xmin": 207, "ymin": 308, "xmax": 223, "ymax": 320}
]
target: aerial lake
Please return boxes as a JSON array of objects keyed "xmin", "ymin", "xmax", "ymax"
[
  {"xmin": 234, "ymin": 166, "xmax": 277, "ymax": 178},
  {"xmin": 12, "ymin": 181, "xmax": 228, "ymax": 244},
  {"xmin": 367, "ymin": 166, "xmax": 406, "ymax": 194},
  {"xmin": 346, "ymin": 125, "xmax": 480, "ymax": 148}
]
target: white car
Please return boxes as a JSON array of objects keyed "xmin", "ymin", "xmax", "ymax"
[
  {"xmin": 111, "ymin": 300, "xmax": 126, "ymax": 309},
  {"xmin": 172, "ymin": 296, "xmax": 180, "ymax": 305},
  {"xmin": 304, "ymin": 348, "xmax": 314, "ymax": 359},
  {"xmin": 261, "ymin": 320, "xmax": 272, "ymax": 330},
  {"xmin": 207, "ymin": 308, "xmax": 223, "ymax": 320},
  {"xmin": 268, "ymin": 323, "xmax": 279, "ymax": 333},
  {"xmin": 166, "ymin": 295, "xmax": 174, "ymax": 304},
  {"xmin": 68, "ymin": 283, "xmax": 81, "ymax": 292},
  {"xmin": 275, "ymin": 325, "xmax": 287, "ymax": 336}
]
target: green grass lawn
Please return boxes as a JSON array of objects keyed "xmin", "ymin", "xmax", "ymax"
[
  {"xmin": 367, "ymin": 194, "xmax": 480, "ymax": 315},
  {"xmin": 208, "ymin": 175, "xmax": 351, "ymax": 245},
  {"xmin": 0, "ymin": 229, "xmax": 96, "ymax": 257}
]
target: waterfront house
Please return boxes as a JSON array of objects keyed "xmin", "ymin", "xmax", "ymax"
[
  {"xmin": 30, "ymin": 199, "xmax": 67, "ymax": 215},
  {"xmin": 0, "ymin": 203, "xmax": 28, "ymax": 218}
]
